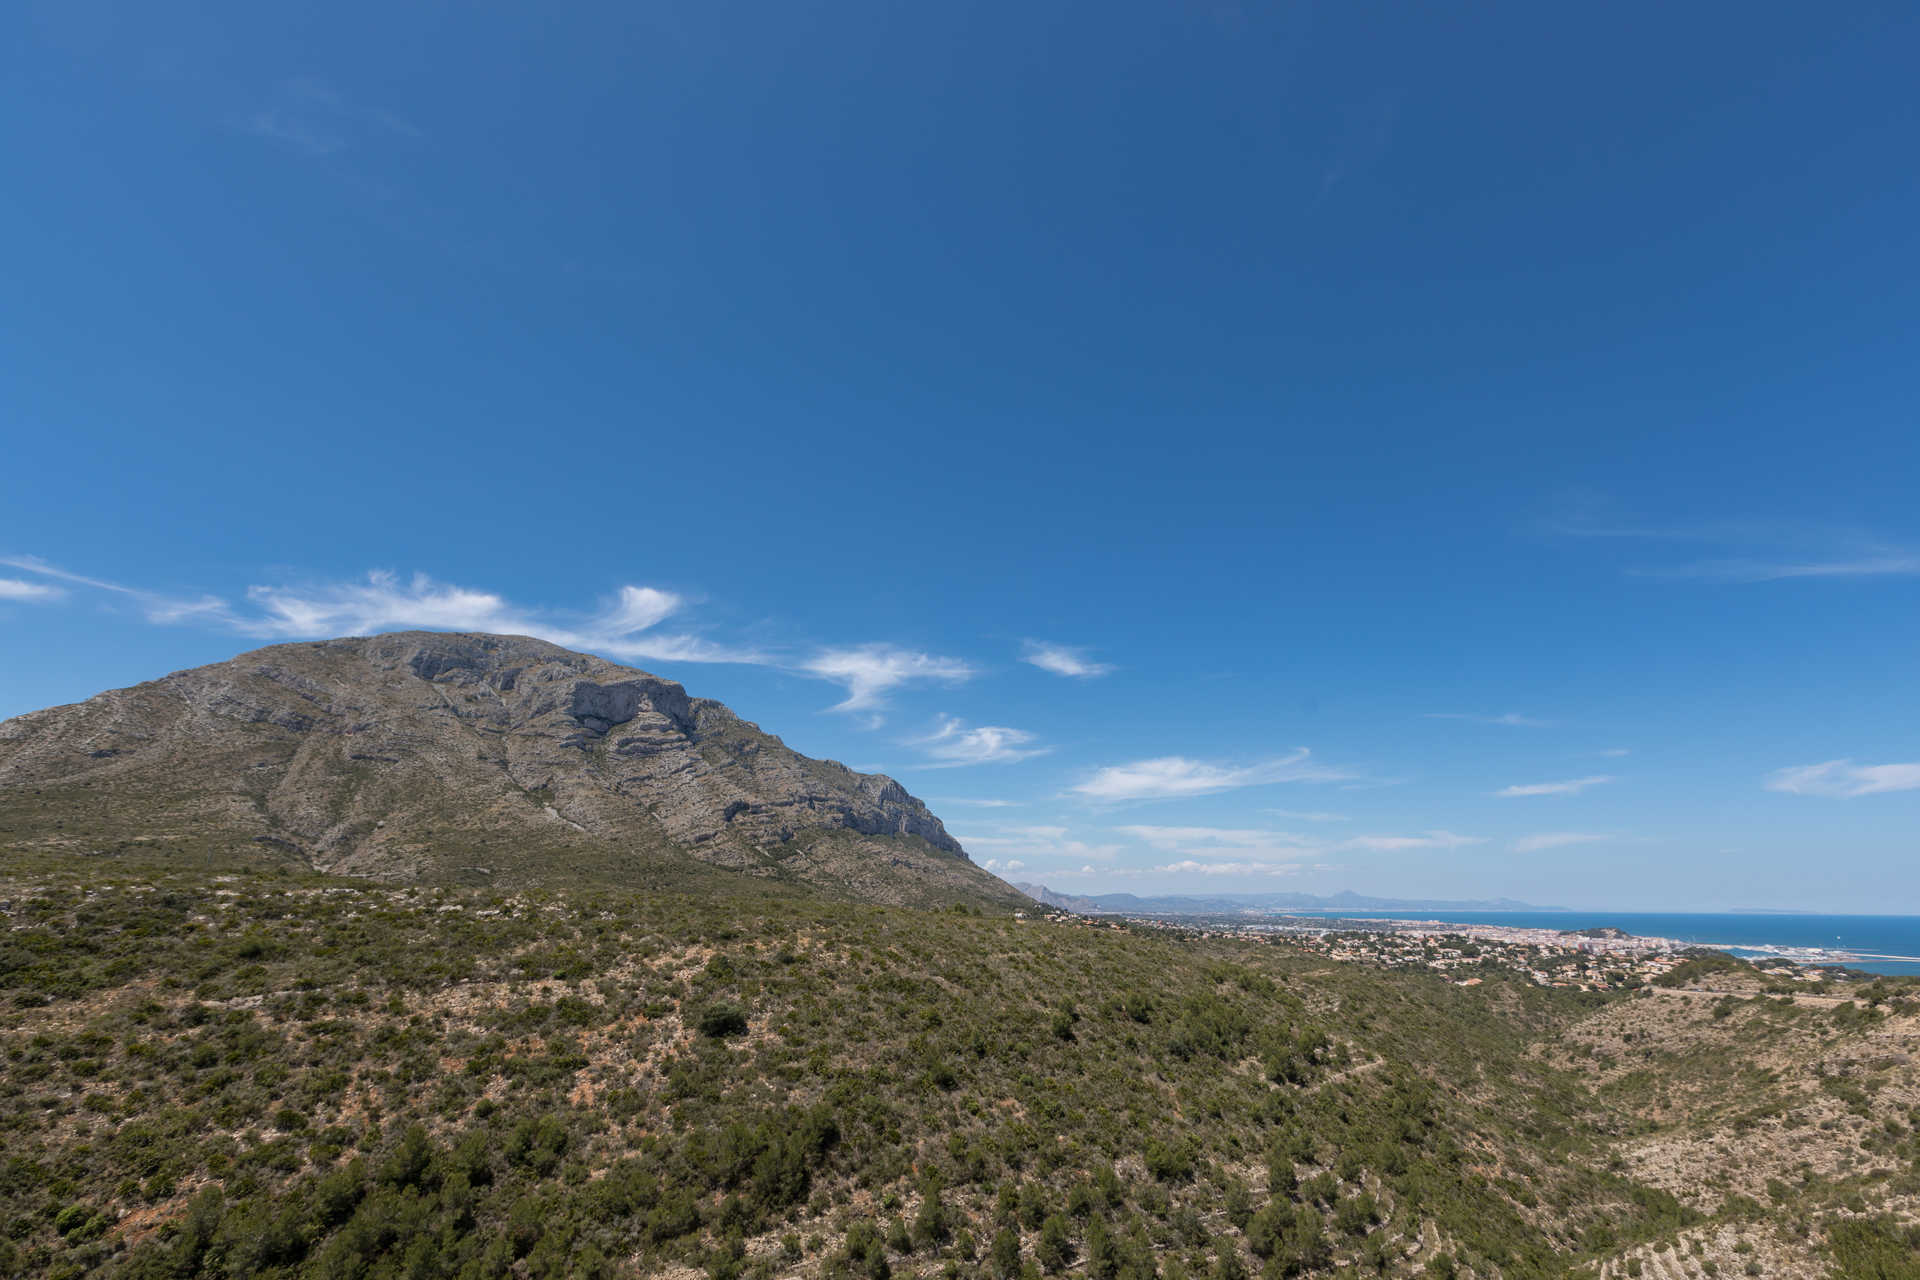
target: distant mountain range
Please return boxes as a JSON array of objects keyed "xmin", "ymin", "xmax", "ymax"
[
  {"xmin": 0, "ymin": 632, "xmax": 1028, "ymax": 910},
  {"xmin": 1011, "ymin": 885, "xmax": 1560, "ymax": 915}
]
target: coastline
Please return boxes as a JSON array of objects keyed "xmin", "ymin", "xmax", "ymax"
[
  {"xmin": 1063, "ymin": 906, "xmax": 1920, "ymax": 977},
  {"xmin": 1328, "ymin": 915, "xmax": 1920, "ymax": 973}
]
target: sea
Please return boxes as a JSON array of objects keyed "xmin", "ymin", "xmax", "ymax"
[{"xmin": 1276, "ymin": 911, "xmax": 1920, "ymax": 977}]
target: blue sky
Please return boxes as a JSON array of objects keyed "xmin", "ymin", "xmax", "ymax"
[{"xmin": 5, "ymin": 1, "xmax": 1918, "ymax": 911}]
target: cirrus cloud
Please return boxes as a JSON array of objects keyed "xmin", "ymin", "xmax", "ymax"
[
  {"xmin": 1340, "ymin": 830, "xmax": 1483, "ymax": 852},
  {"xmin": 0, "ymin": 578, "xmax": 64, "ymax": 602},
  {"xmin": 1116, "ymin": 825, "xmax": 1322, "ymax": 866},
  {"xmin": 2, "ymin": 557, "xmax": 982, "ymax": 717},
  {"xmin": 241, "ymin": 76, "xmax": 423, "ymax": 158},
  {"xmin": 1021, "ymin": 641, "xmax": 1115, "ymax": 679},
  {"xmin": 1, "ymin": 555, "xmax": 227, "ymax": 623},
  {"xmin": 1071, "ymin": 750, "xmax": 1355, "ymax": 802},
  {"xmin": 1114, "ymin": 823, "xmax": 1483, "ymax": 861},
  {"xmin": 1496, "ymin": 775, "xmax": 1615, "ymax": 798},
  {"xmin": 911, "ymin": 717, "xmax": 1048, "ymax": 768},
  {"xmin": 1765, "ymin": 759, "xmax": 1920, "ymax": 799},
  {"xmin": 952, "ymin": 824, "xmax": 1123, "ymax": 864},
  {"xmin": 1549, "ymin": 509, "xmax": 1920, "ymax": 582},
  {"xmin": 1152, "ymin": 859, "xmax": 1314, "ymax": 877},
  {"xmin": 1116, "ymin": 825, "xmax": 1317, "ymax": 850},
  {"xmin": 1512, "ymin": 831, "xmax": 1611, "ymax": 853},
  {"xmin": 802, "ymin": 645, "xmax": 975, "ymax": 715},
  {"xmin": 241, "ymin": 573, "xmax": 765, "ymax": 665}
]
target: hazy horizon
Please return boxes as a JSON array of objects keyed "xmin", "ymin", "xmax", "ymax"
[{"xmin": 1013, "ymin": 883, "xmax": 1920, "ymax": 918}]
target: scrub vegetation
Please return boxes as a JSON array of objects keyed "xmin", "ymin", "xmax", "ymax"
[{"xmin": 2, "ymin": 864, "xmax": 1916, "ymax": 1279}]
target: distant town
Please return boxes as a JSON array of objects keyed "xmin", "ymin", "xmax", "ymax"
[{"xmin": 1029, "ymin": 908, "xmax": 1892, "ymax": 991}]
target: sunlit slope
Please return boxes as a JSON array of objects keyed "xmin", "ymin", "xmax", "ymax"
[
  {"xmin": 13, "ymin": 869, "xmax": 1907, "ymax": 1278},
  {"xmin": 0, "ymin": 632, "xmax": 1026, "ymax": 910}
]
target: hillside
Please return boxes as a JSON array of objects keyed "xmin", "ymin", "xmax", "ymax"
[
  {"xmin": 0, "ymin": 633, "xmax": 1024, "ymax": 910},
  {"xmin": 1546, "ymin": 961, "xmax": 1920, "ymax": 1278},
  {"xmin": 2, "ymin": 864, "xmax": 1915, "ymax": 1280}
]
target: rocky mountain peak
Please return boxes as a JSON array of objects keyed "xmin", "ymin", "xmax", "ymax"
[{"xmin": 0, "ymin": 632, "xmax": 1019, "ymax": 908}]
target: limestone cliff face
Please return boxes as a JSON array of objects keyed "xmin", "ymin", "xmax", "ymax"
[{"xmin": 0, "ymin": 633, "xmax": 1025, "ymax": 908}]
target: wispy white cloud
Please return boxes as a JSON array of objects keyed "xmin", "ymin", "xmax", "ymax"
[
  {"xmin": 1021, "ymin": 641, "xmax": 1115, "ymax": 679},
  {"xmin": 910, "ymin": 717, "xmax": 1047, "ymax": 768},
  {"xmin": 1765, "ymin": 759, "xmax": 1920, "ymax": 799},
  {"xmin": 3, "ymin": 558, "xmax": 979, "ymax": 717},
  {"xmin": 1071, "ymin": 750, "xmax": 1354, "ymax": 802},
  {"xmin": 1116, "ymin": 825, "xmax": 1317, "ymax": 850},
  {"xmin": 241, "ymin": 77, "xmax": 422, "ymax": 157},
  {"xmin": 1040, "ymin": 864, "xmax": 1132, "ymax": 879},
  {"xmin": 243, "ymin": 111, "xmax": 347, "ymax": 156},
  {"xmin": 592, "ymin": 585, "xmax": 684, "ymax": 636},
  {"xmin": 1262, "ymin": 808, "xmax": 1350, "ymax": 823},
  {"xmin": 0, "ymin": 578, "xmax": 64, "ymax": 602},
  {"xmin": 1551, "ymin": 509, "xmax": 1920, "ymax": 582},
  {"xmin": 1512, "ymin": 831, "xmax": 1611, "ymax": 854},
  {"xmin": 1116, "ymin": 825, "xmax": 1322, "ymax": 868},
  {"xmin": 1641, "ymin": 556, "xmax": 1920, "ymax": 582},
  {"xmin": 1152, "ymin": 859, "xmax": 1312, "ymax": 877},
  {"xmin": 2, "ymin": 556, "xmax": 228, "ymax": 623},
  {"xmin": 1599, "ymin": 748, "xmax": 1631, "ymax": 758},
  {"xmin": 285, "ymin": 77, "xmax": 423, "ymax": 138},
  {"xmin": 1111, "ymin": 822, "xmax": 1482, "ymax": 862},
  {"xmin": 929, "ymin": 797, "xmax": 1021, "ymax": 808},
  {"xmin": 242, "ymin": 572, "xmax": 549, "ymax": 638},
  {"xmin": 1427, "ymin": 712, "xmax": 1551, "ymax": 728},
  {"xmin": 953, "ymin": 824, "xmax": 1122, "ymax": 864},
  {"xmin": 253, "ymin": 576, "xmax": 967, "ymax": 700},
  {"xmin": 1496, "ymin": 775, "xmax": 1615, "ymax": 798},
  {"xmin": 801, "ymin": 645, "xmax": 975, "ymax": 716},
  {"xmin": 1340, "ymin": 831, "xmax": 1483, "ymax": 852},
  {"xmin": 966, "ymin": 825, "xmax": 1068, "ymax": 843},
  {"xmin": 240, "ymin": 573, "xmax": 764, "ymax": 665},
  {"xmin": 979, "ymin": 858, "xmax": 1026, "ymax": 873}
]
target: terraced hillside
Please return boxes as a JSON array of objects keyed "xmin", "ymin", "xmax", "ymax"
[{"xmin": 1543, "ymin": 959, "xmax": 1920, "ymax": 1278}]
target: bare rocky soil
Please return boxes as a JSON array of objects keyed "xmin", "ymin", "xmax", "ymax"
[{"xmin": 1549, "ymin": 981, "xmax": 1920, "ymax": 1278}]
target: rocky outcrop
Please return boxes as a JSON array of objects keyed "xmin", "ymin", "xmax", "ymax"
[{"xmin": 0, "ymin": 633, "xmax": 1027, "ymax": 909}]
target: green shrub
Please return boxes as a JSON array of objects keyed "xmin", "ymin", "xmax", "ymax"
[
  {"xmin": 1828, "ymin": 1216, "xmax": 1920, "ymax": 1279},
  {"xmin": 699, "ymin": 1002, "xmax": 750, "ymax": 1037},
  {"xmin": 1037, "ymin": 1213, "xmax": 1075, "ymax": 1272},
  {"xmin": 989, "ymin": 1227, "xmax": 1022, "ymax": 1280},
  {"xmin": 1143, "ymin": 1136, "xmax": 1196, "ymax": 1182}
]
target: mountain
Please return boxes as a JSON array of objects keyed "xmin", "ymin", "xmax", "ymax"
[
  {"xmin": 0, "ymin": 631, "xmax": 1027, "ymax": 909},
  {"xmin": 1013, "ymin": 885, "xmax": 1556, "ymax": 914}
]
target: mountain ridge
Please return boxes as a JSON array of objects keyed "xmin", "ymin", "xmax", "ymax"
[{"xmin": 0, "ymin": 631, "xmax": 1027, "ymax": 909}]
